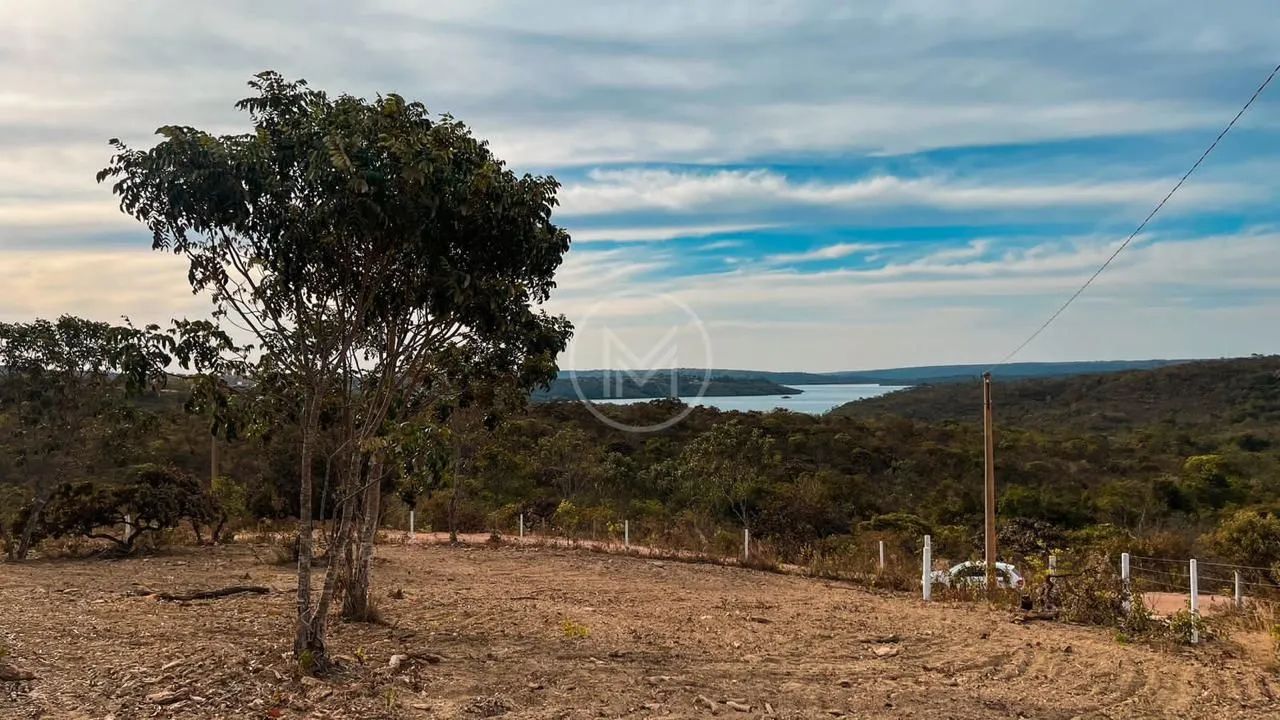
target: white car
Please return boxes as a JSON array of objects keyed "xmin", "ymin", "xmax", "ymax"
[{"xmin": 931, "ymin": 561, "xmax": 1025, "ymax": 590}]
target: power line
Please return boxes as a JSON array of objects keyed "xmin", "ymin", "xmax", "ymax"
[{"xmin": 993, "ymin": 63, "xmax": 1280, "ymax": 367}]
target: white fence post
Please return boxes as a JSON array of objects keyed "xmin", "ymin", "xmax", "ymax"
[
  {"xmin": 1189, "ymin": 559, "xmax": 1200, "ymax": 644},
  {"xmin": 921, "ymin": 535, "xmax": 932, "ymax": 602},
  {"xmin": 1120, "ymin": 552, "xmax": 1131, "ymax": 612},
  {"xmin": 519, "ymin": 513, "xmax": 525, "ymax": 539},
  {"xmin": 743, "ymin": 527, "xmax": 750, "ymax": 561},
  {"xmin": 1235, "ymin": 570, "xmax": 1243, "ymax": 609},
  {"xmin": 123, "ymin": 513, "xmax": 132, "ymax": 542},
  {"xmin": 878, "ymin": 540, "xmax": 885, "ymax": 571},
  {"xmin": 408, "ymin": 509, "xmax": 415, "ymax": 535},
  {"xmin": 624, "ymin": 519, "xmax": 630, "ymax": 548}
]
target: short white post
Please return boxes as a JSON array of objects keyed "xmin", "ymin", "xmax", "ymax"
[
  {"xmin": 878, "ymin": 540, "xmax": 885, "ymax": 571},
  {"xmin": 519, "ymin": 513, "xmax": 525, "ymax": 539},
  {"xmin": 123, "ymin": 513, "xmax": 133, "ymax": 542},
  {"xmin": 624, "ymin": 519, "xmax": 630, "ymax": 548},
  {"xmin": 1189, "ymin": 559, "xmax": 1200, "ymax": 644},
  {"xmin": 1120, "ymin": 552, "xmax": 1132, "ymax": 613},
  {"xmin": 409, "ymin": 509, "xmax": 415, "ymax": 535},
  {"xmin": 1048, "ymin": 552, "xmax": 1057, "ymax": 573},
  {"xmin": 1235, "ymin": 570, "xmax": 1243, "ymax": 608},
  {"xmin": 921, "ymin": 534, "xmax": 932, "ymax": 602},
  {"xmin": 743, "ymin": 527, "xmax": 750, "ymax": 561}
]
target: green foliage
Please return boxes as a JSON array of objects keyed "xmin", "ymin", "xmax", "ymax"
[
  {"xmin": 20, "ymin": 465, "xmax": 219, "ymax": 553},
  {"xmin": 858, "ymin": 512, "xmax": 932, "ymax": 537},
  {"xmin": 1165, "ymin": 609, "xmax": 1214, "ymax": 645},
  {"xmin": 1180, "ymin": 454, "xmax": 1238, "ymax": 512},
  {"xmin": 1207, "ymin": 509, "xmax": 1280, "ymax": 573},
  {"xmin": 211, "ymin": 476, "xmax": 249, "ymax": 526},
  {"xmin": 676, "ymin": 420, "xmax": 780, "ymax": 528},
  {"xmin": 552, "ymin": 499, "xmax": 581, "ymax": 534}
]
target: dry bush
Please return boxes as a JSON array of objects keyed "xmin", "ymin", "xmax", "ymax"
[
  {"xmin": 245, "ymin": 531, "xmax": 297, "ymax": 565},
  {"xmin": 743, "ymin": 542, "xmax": 781, "ymax": 572},
  {"xmin": 1058, "ymin": 554, "xmax": 1156, "ymax": 635},
  {"xmin": 935, "ymin": 584, "xmax": 1023, "ymax": 609},
  {"xmin": 1213, "ymin": 599, "xmax": 1279, "ymax": 662},
  {"xmin": 802, "ymin": 536, "xmax": 916, "ymax": 590}
]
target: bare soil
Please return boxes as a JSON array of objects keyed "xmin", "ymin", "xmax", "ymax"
[{"xmin": 1, "ymin": 541, "xmax": 1277, "ymax": 719}]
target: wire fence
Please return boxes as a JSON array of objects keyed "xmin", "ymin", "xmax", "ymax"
[{"xmin": 1127, "ymin": 553, "xmax": 1280, "ymax": 602}]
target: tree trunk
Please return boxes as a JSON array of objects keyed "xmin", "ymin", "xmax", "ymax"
[
  {"xmin": 293, "ymin": 396, "xmax": 324, "ymax": 667},
  {"xmin": 208, "ymin": 431, "xmax": 219, "ymax": 493},
  {"xmin": 342, "ymin": 455, "xmax": 382, "ymax": 621},
  {"xmin": 15, "ymin": 490, "xmax": 52, "ymax": 561},
  {"xmin": 308, "ymin": 476, "xmax": 357, "ymax": 658},
  {"xmin": 448, "ymin": 480, "xmax": 459, "ymax": 544}
]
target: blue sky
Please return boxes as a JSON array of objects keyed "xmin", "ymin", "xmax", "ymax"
[{"xmin": 3, "ymin": 1, "xmax": 1280, "ymax": 370}]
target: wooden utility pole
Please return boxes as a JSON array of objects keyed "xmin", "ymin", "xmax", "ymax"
[{"xmin": 982, "ymin": 372, "xmax": 997, "ymax": 594}]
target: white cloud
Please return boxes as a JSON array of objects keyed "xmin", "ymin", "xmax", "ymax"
[
  {"xmin": 553, "ymin": 229, "xmax": 1280, "ymax": 369},
  {"xmin": 698, "ymin": 239, "xmax": 743, "ymax": 251},
  {"xmin": 568, "ymin": 223, "xmax": 774, "ymax": 243},
  {"xmin": 764, "ymin": 242, "xmax": 885, "ymax": 264},
  {"xmin": 559, "ymin": 168, "xmax": 1254, "ymax": 217}
]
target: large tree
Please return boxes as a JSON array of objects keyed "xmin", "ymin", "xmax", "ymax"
[{"xmin": 99, "ymin": 72, "xmax": 572, "ymax": 668}]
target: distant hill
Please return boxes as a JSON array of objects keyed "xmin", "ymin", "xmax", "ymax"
[
  {"xmin": 561, "ymin": 359, "xmax": 1188, "ymax": 388},
  {"xmin": 534, "ymin": 375, "xmax": 799, "ymax": 401},
  {"xmin": 831, "ymin": 356, "xmax": 1280, "ymax": 431}
]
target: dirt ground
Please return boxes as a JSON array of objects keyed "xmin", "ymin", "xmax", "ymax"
[{"xmin": 1, "ymin": 541, "xmax": 1277, "ymax": 719}]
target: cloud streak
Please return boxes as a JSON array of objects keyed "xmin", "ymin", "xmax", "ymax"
[{"xmin": 559, "ymin": 168, "xmax": 1255, "ymax": 217}]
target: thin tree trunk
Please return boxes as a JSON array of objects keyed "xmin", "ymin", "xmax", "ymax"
[
  {"xmin": 318, "ymin": 454, "xmax": 332, "ymax": 529},
  {"xmin": 343, "ymin": 455, "xmax": 382, "ymax": 620},
  {"xmin": 15, "ymin": 489, "xmax": 51, "ymax": 561},
  {"xmin": 448, "ymin": 476, "xmax": 460, "ymax": 544},
  {"xmin": 208, "ymin": 430, "xmax": 218, "ymax": 493},
  {"xmin": 309, "ymin": 474, "xmax": 357, "ymax": 654},
  {"xmin": 293, "ymin": 396, "xmax": 323, "ymax": 665}
]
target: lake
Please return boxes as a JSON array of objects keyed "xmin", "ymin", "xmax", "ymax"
[{"xmin": 593, "ymin": 383, "xmax": 903, "ymax": 415}]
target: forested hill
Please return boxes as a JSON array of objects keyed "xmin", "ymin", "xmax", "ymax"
[
  {"xmin": 832, "ymin": 356, "xmax": 1280, "ymax": 431},
  {"xmin": 560, "ymin": 359, "xmax": 1185, "ymax": 388}
]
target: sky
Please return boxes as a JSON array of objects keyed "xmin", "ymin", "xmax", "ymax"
[{"xmin": 3, "ymin": 1, "xmax": 1280, "ymax": 372}]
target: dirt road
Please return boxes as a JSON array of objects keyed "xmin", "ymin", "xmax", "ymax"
[{"xmin": 1, "ymin": 542, "xmax": 1276, "ymax": 718}]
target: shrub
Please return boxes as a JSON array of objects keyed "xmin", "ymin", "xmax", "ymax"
[
  {"xmin": 857, "ymin": 512, "xmax": 932, "ymax": 538},
  {"xmin": 1207, "ymin": 510, "xmax": 1280, "ymax": 577},
  {"xmin": 1058, "ymin": 554, "xmax": 1155, "ymax": 634},
  {"xmin": 1165, "ymin": 609, "xmax": 1214, "ymax": 645},
  {"xmin": 552, "ymin": 499, "xmax": 581, "ymax": 535},
  {"xmin": 18, "ymin": 465, "xmax": 220, "ymax": 554}
]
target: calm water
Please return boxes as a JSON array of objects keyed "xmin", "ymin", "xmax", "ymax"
[{"xmin": 593, "ymin": 383, "xmax": 902, "ymax": 415}]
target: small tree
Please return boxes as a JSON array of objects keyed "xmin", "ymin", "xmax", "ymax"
[
  {"xmin": 677, "ymin": 420, "xmax": 780, "ymax": 531},
  {"xmin": 1208, "ymin": 509, "xmax": 1280, "ymax": 583},
  {"xmin": 23, "ymin": 465, "xmax": 218, "ymax": 553}
]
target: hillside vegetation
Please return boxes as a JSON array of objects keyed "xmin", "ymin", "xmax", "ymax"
[
  {"xmin": 833, "ymin": 356, "xmax": 1280, "ymax": 431},
  {"xmin": 11, "ymin": 356, "xmax": 1280, "ymax": 575},
  {"xmin": 559, "ymin": 359, "xmax": 1184, "ymax": 389}
]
